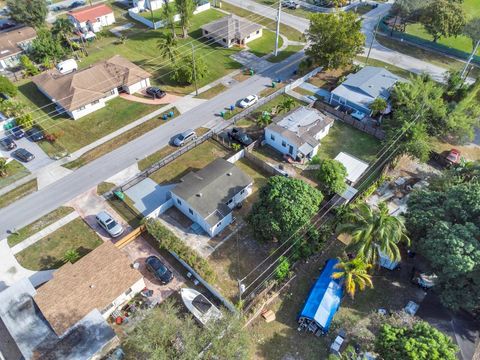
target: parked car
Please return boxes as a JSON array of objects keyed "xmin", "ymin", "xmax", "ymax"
[
  {"xmin": 95, "ymin": 211, "xmax": 124, "ymax": 237},
  {"xmin": 446, "ymin": 148, "xmax": 461, "ymax": 164},
  {"xmin": 239, "ymin": 95, "xmax": 258, "ymax": 108},
  {"xmin": 173, "ymin": 129, "xmax": 197, "ymax": 146},
  {"xmin": 282, "ymin": 1, "xmax": 299, "ymax": 9},
  {"xmin": 12, "ymin": 148, "xmax": 34, "ymax": 162},
  {"xmin": 145, "ymin": 255, "xmax": 174, "ymax": 284},
  {"xmin": 228, "ymin": 127, "xmax": 253, "ymax": 146},
  {"xmin": 146, "ymin": 87, "xmax": 166, "ymax": 99},
  {"xmin": 26, "ymin": 126, "xmax": 45, "ymax": 142},
  {"xmin": 56, "ymin": 59, "xmax": 78, "ymax": 74},
  {"xmin": 0, "ymin": 137, "xmax": 16, "ymax": 150},
  {"xmin": 9, "ymin": 126, "xmax": 24, "ymax": 140},
  {"xmin": 69, "ymin": 0, "xmax": 86, "ymax": 9}
]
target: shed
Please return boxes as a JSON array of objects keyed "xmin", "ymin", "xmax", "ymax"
[{"xmin": 334, "ymin": 152, "xmax": 369, "ymax": 184}]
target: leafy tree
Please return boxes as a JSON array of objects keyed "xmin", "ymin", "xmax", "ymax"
[
  {"xmin": 6, "ymin": 0, "xmax": 47, "ymax": 28},
  {"xmin": 63, "ymin": 249, "xmax": 80, "ymax": 263},
  {"xmin": 316, "ymin": 159, "xmax": 347, "ymax": 195},
  {"xmin": 175, "ymin": 0, "xmax": 196, "ymax": 38},
  {"xmin": 375, "ymin": 322, "xmax": 458, "ymax": 360},
  {"xmin": 0, "ymin": 76, "xmax": 17, "ymax": 97},
  {"xmin": 389, "ymin": 0, "xmax": 427, "ymax": 32},
  {"xmin": 420, "ymin": 0, "xmax": 466, "ymax": 42},
  {"xmin": 444, "ymin": 70, "xmax": 467, "ymax": 100},
  {"xmin": 275, "ymin": 256, "xmax": 291, "ymax": 281},
  {"xmin": 332, "ymin": 257, "xmax": 373, "ymax": 299},
  {"xmin": 157, "ymin": 32, "xmax": 179, "ymax": 63},
  {"xmin": 162, "ymin": 0, "xmax": 177, "ymax": 38},
  {"xmin": 276, "ymin": 97, "xmax": 296, "ymax": 114},
  {"xmin": 462, "ymin": 18, "xmax": 480, "ymax": 76},
  {"xmin": 446, "ymin": 81, "xmax": 480, "ymax": 143},
  {"xmin": 306, "ymin": 12, "xmax": 364, "ymax": 70},
  {"xmin": 248, "ymin": 176, "xmax": 323, "ymax": 242},
  {"xmin": 20, "ymin": 55, "xmax": 39, "ymax": 76},
  {"xmin": 171, "ymin": 55, "xmax": 208, "ymax": 85},
  {"xmin": 370, "ymin": 97, "xmax": 387, "ymax": 116},
  {"xmin": 0, "ymin": 100, "xmax": 27, "ymax": 117},
  {"xmin": 30, "ymin": 28, "xmax": 66, "ymax": 64},
  {"xmin": 52, "ymin": 18, "xmax": 77, "ymax": 54},
  {"xmin": 16, "ymin": 113, "xmax": 34, "ymax": 129},
  {"xmin": 258, "ymin": 111, "xmax": 272, "ymax": 127},
  {"xmin": 0, "ymin": 158, "xmax": 8, "ymax": 177},
  {"xmin": 337, "ymin": 202, "xmax": 410, "ymax": 265}
]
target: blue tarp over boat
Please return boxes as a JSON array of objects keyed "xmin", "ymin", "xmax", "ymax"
[{"xmin": 298, "ymin": 258, "xmax": 343, "ymax": 333}]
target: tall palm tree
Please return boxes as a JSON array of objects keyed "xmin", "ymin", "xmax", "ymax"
[
  {"xmin": 52, "ymin": 18, "xmax": 76, "ymax": 55},
  {"xmin": 276, "ymin": 97, "xmax": 296, "ymax": 114},
  {"xmin": 162, "ymin": 0, "xmax": 177, "ymax": 39},
  {"xmin": 157, "ymin": 33, "xmax": 179, "ymax": 63},
  {"xmin": 337, "ymin": 202, "xmax": 410, "ymax": 265},
  {"xmin": 332, "ymin": 257, "xmax": 373, "ymax": 299}
]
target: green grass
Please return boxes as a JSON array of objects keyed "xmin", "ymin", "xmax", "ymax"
[
  {"xmin": 0, "ymin": 160, "xmax": 30, "ymax": 190},
  {"xmin": 196, "ymin": 83, "xmax": 227, "ymax": 99},
  {"xmin": 139, "ymin": 7, "xmax": 169, "ymax": 23},
  {"xmin": 251, "ymin": 94, "xmax": 304, "ymax": 120},
  {"xmin": 268, "ymin": 45, "xmax": 304, "ymax": 63},
  {"xmin": 0, "ymin": 179, "xmax": 37, "ymax": 209},
  {"xmin": 7, "ymin": 206, "xmax": 75, "ymax": 247},
  {"xmin": 247, "ymin": 30, "xmax": 283, "ymax": 58},
  {"xmin": 107, "ymin": 196, "xmax": 143, "ymax": 228},
  {"xmin": 356, "ymin": 56, "xmax": 414, "ymax": 79},
  {"xmin": 97, "ymin": 181, "xmax": 116, "ymax": 195},
  {"xmin": 293, "ymin": 86, "xmax": 316, "ymax": 97},
  {"xmin": 255, "ymin": 0, "xmax": 315, "ymax": 19},
  {"xmin": 348, "ymin": 3, "xmax": 374, "ymax": 15},
  {"xmin": 15, "ymin": 218, "xmax": 103, "ymax": 270}
]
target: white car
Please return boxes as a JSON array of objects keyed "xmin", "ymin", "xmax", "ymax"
[
  {"xmin": 239, "ymin": 95, "xmax": 258, "ymax": 108},
  {"xmin": 96, "ymin": 211, "xmax": 124, "ymax": 237}
]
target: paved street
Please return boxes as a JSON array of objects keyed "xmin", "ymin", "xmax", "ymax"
[{"xmin": 0, "ymin": 52, "xmax": 304, "ymax": 238}]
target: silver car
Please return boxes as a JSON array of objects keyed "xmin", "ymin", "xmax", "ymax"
[
  {"xmin": 95, "ymin": 211, "xmax": 124, "ymax": 237},
  {"xmin": 173, "ymin": 129, "xmax": 197, "ymax": 146}
]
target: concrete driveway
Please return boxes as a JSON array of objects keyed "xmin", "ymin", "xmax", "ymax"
[{"xmin": 0, "ymin": 137, "xmax": 54, "ymax": 172}]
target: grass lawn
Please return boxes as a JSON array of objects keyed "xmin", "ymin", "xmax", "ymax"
[
  {"xmin": 0, "ymin": 179, "xmax": 37, "ymax": 209},
  {"xmin": 0, "ymin": 160, "xmax": 30, "ymax": 190},
  {"xmin": 15, "ymin": 218, "xmax": 103, "ymax": 270},
  {"xmin": 97, "ymin": 181, "xmax": 116, "ymax": 195},
  {"xmin": 251, "ymin": 94, "xmax": 305, "ymax": 120},
  {"xmin": 62, "ymin": 107, "xmax": 179, "ymax": 170},
  {"xmin": 16, "ymin": 84, "xmax": 162, "ymax": 157},
  {"xmin": 139, "ymin": 7, "xmax": 168, "ymax": 23},
  {"xmin": 432, "ymin": 138, "xmax": 480, "ymax": 161},
  {"xmin": 149, "ymin": 139, "xmax": 230, "ymax": 184},
  {"xmin": 348, "ymin": 3, "xmax": 375, "ymax": 15},
  {"xmin": 255, "ymin": 0, "xmax": 315, "ymax": 19},
  {"xmin": 7, "ymin": 206, "xmax": 75, "ymax": 247},
  {"xmin": 247, "ymin": 30, "xmax": 283, "ymax": 58},
  {"xmin": 293, "ymin": 86, "xmax": 316, "ymax": 97},
  {"xmin": 356, "ymin": 56, "xmax": 414, "ymax": 79},
  {"xmin": 196, "ymin": 83, "xmax": 227, "ymax": 99},
  {"xmin": 268, "ymin": 45, "xmax": 304, "ymax": 63}
]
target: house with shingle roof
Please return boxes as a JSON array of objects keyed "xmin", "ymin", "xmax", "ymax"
[
  {"xmin": 265, "ymin": 106, "xmax": 334, "ymax": 162},
  {"xmin": 68, "ymin": 4, "xmax": 116, "ymax": 33},
  {"xmin": 201, "ymin": 14, "xmax": 262, "ymax": 48},
  {"xmin": 0, "ymin": 26, "xmax": 36, "ymax": 71},
  {"xmin": 32, "ymin": 55, "xmax": 151, "ymax": 119}
]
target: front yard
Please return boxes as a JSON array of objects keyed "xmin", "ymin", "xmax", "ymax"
[
  {"xmin": 0, "ymin": 160, "xmax": 29, "ymax": 190},
  {"xmin": 247, "ymin": 30, "xmax": 283, "ymax": 58}
]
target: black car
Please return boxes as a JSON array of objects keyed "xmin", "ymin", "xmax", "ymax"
[
  {"xmin": 10, "ymin": 126, "xmax": 24, "ymax": 140},
  {"xmin": 228, "ymin": 127, "xmax": 253, "ymax": 146},
  {"xmin": 69, "ymin": 1, "xmax": 86, "ymax": 9},
  {"xmin": 0, "ymin": 137, "xmax": 16, "ymax": 150},
  {"xmin": 26, "ymin": 126, "xmax": 45, "ymax": 142},
  {"xmin": 13, "ymin": 148, "xmax": 35, "ymax": 162},
  {"xmin": 145, "ymin": 255, "xmax": 173, "ymax": 284},
  {"xmin": 146, "ymin": 87, "xmax": 166, "ymax": 99}
]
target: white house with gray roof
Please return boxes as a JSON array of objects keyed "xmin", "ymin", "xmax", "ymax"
[
  {"xmin": 329, "ymin": 66, "xmax": 400, "ymax": 116},
  {"xmin": 201, "ymin": 14, "xmax": 262, "ymax": 48},
  {"xmin": 170, "ymin": 158, "xmax": 253, "ymax": 237},
  {"xmin": 265, "ymin": 106, "xmax": 334, "ymax": 162}
]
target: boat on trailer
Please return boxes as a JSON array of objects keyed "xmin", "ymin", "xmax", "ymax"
[{"xmin": 180, "ymin": 288, "xmax": 223, "ymax": 326}]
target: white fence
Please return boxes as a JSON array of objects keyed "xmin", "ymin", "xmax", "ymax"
[
  {"xmin": 226, "ymin": 149, "xmax": 245, "ymax": 163},
  {"xmin": 145, "ymin": 197, "xmax": 173, "ymax": 219},
  {"xmin": 285, "ymin": 66, "xmax": 323, "ymax": 92}
]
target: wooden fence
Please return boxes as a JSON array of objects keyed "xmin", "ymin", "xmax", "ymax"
[{"xmin": 115, "ymin": 225, "xmax": 146, "ymax": 249}]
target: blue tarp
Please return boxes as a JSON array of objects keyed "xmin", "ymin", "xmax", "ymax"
[{"xmin": 298, "ymin": 258, "xmax": 343, "ymax": 332}]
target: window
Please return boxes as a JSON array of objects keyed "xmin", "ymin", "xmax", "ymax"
[
  {"xmin": 189, "ymin": 208, "xmax": 193, "ymax": 215},
  {"xmin": 270, "ymin": 134, "xmax": 275, "ymax": 141},
  {"xmin": 256, "ymin": 30, "xmax": 260, "ymax": 34},
  {"xmin": 227, "ymin": 199, "xmax": 233, "ymax": 205},
  {"xmin": 110, "ymin": 89, "xmax": 116, "ymax": 95},
  {"xmin": 78, "ymin": 106, "xmax": 86, "ymax": 111},
  {"xmin": 222, "ymin": 38, "xmax": 226, "ymax": 43},
  {"xmin": 177, "ymin": 199, "xmax": 182, "ymax": 205},
  {"xmin": 101, "ymin": 303, "xmax": 114, "ymax": 315},
  {"xmin": 240, "ymin": 189, "xmax": 245, "ymax": 195},
  {"xmin": 282, "ymin": 140, "xmax": 286, "ymax": 147},
  {"xmin": 92, "ymin": 99, "xmax": 100, "ymax": 105},
  {"xmin": 205, "ymin": 30, "xmax": 209, "ymax": 34},
  {"xmin": 247, "ymin": 35, "xmax": 250, "ymax": 39},
  {"xmin": 216, "ymin": 221, "xmax": 221, "ymax": 228},
  {"xmin": 124, "ymin": 288, "xmax": 132, "ymax": 296}
]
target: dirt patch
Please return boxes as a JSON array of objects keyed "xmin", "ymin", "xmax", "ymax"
[{"xmin": 307, "ymin": 66, "xmax": 352, "ymax": 91}]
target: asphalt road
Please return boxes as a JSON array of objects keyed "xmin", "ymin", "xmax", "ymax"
[{"xmin": 0, "ymin": 52, "xmax": 304, "ymax": 238}]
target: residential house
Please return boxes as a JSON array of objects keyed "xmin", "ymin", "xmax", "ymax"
[
  {"xmin": 329, "ymin": 66, "xmax": 400, "ymax": 117},
  {"xmin": 32, "ymin": 55, "xmax": 151, "ymax": 119},
  {"xmin": 201, "ymin": 14, "xmax": 262, "ymax": 48},
  {"xmin": 0, "ymin": 241, "xmax": 144, "ymax": 359},
  {"xmin": 0, "ymin": 26, "xmax": 36, "ymax": 71},
  {"xmin": 265, "ymin": 106, "xmax": 334, "ymax": 162},
  {"xmin": 132, "ymin": 0, "xmax": 169, "ymax": 10},
  {"xmin": 68, "ymin": 4, "xmax": 116, "ymax": 33},
  {"xmin": 170, "ymin": 158, "xmax": 253, "ymax": 237}
]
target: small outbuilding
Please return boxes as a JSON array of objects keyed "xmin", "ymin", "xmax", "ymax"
[
  {"xmin": 334, "ymin": 152, "xmax": 369, "ymax": 185},
  {"xmin": 201, "ymin": 14, "xmax": 262, "ymax": 48}
]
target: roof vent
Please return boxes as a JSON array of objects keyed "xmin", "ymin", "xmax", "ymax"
[
  {"xmin": 227, "ymin": 172, "xmax": 232, "ymax": 176},
  {"xmin": 196, "ymin": 193, "xmax": 202, "ymax": 197},
  {"xmin": 90, "ymin": 284, "xmax": 95, "ymax": 289}
]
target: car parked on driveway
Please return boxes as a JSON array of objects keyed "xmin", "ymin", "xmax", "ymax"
[
  {"xmin": 282, "ymin": 1, "xmax": 299, "ymax": 9},
  {"xmin": 95, "ymin": 211, "xmax": 124, "ymax": 237},
  {"xmin": 0, "ymin": 137, "xmax": 16, "ymax": 150},
  {"xmin": 228, "ymin": 128, "xmax": 253, "ymax": 146},
  {"xmin": 173, "ymin": 129, "xmax": 197, "ymax": 146},
  {"xmin": 145, "ymin": 255, "xmax": 174, "ymax": 284},
  {"xmin": 9, "ymin": 126, "xmax": 24, "ymax": 140},
  {"xmin": 26, "ymin": 126, "xmax": 45, "ymax": 142},
  {"xmin": 12, "ymin": 148, "xmax": 34, "ymax": 162},
  {"xmin": 239, "ymin": 95, "xmax": 258, "ymax": 108},
  {"xmin": 146, "ymin": 87, "xmax": 166, "ymax": 99}
]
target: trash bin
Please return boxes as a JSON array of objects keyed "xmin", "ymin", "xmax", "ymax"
[
  {"xmin": 168, "ymin": 111, "xmax": 174, "ymax": 117},
  {"xmin": 162, "ymin": 114, "xmax": 168, "ymax": 120},
  {"xmin": 250, "ymin": 69, "xmax": 254, "ymax": 76},
  {"xmin": 271, "ymin": 82, "xmax": 276, "ymax": 88},
  {"xmin": 220, "ymin": 111, "xmax": 225, "ymax": 117},
  {"xmin": 230, "ymin": 105, "xmax": 234, "ymax": 111}
]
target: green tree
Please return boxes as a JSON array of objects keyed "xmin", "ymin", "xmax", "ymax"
[
  {"xmin": 275, "ymin": 256, "xmax": 291, "ymax": 281},
  {"xmin": 420, "ymin": 0, "xmax": 466, "ymax": 42},
  {"xmin": 462, "ymin": 18, "xmax": 480, "ymax": 77},
  {"xmin": 63, "ymin": 249, "xmax": 80, "ymax": 263},
  {"xmin": 332, "ymin": 257, "xmax": 373, "ymax": 299},
  {"xmin": 337, "ymin": 202, "xmax": 410, "ymax": 265},
  {"xmin": 316, "ymin": 159, "xmax": 347, "ymax": 195},
  {"xmin": 30, "ymin": 28, "xmax": 66, "ymax": 64},
  {"xmin": 171, "ymin": 55, "xmax": 208, "ymax": 85},
  {"xmin": 175, "ymin": 0, "xmax": 196, "ymax": 38},
  {"xmin": 276, "ymin": 96, "xmax": 296, "ymax": 114},
  {"xmin": 389, "ymin": 0, "xmax": 427, "ymax": 32},
  {"xmin": 16, "ymin": 113, "xmax": 34, "ymax": 129},
  {"xmin": 157, "ymin": 32, "xmax": 179, "ymax": 63},
  {"xmin": 52, "ymin": 18, "xmax": 77, "ymax": 55},
  {"xmin": 20, "ymin": 55, "xmax": 39, "ymax": 76},
  {"xmin": 162, "ymin": 0, "xmax": 177, "ymax": 38},
  {"xmin": 306, "ymin": 12, "xmax": 364, "ymax": 70},
  {"xmin": 0, "ymin": 76, "xmax": 17, "ymax": 97},
  {"xmin": 446, "ymin": 81, "xmax": 480, "ymax": 143},
  {"xmin": 0, "ymin": 158, "xmax": 8, "ymax": 177},
  {"xmin": 248, "ymin": 176, "xmax": 323, "ymax": 242},
  {"xmin": 370, "ymin": 97, "xmax": 387, "ymax": 116},
  {"xmin": 375, "ymin": 322, "xmax": 458, "ymax": 360},
  {"xmin": 6, "ymin": 0, "xmax": 47, "ymax": 28},
  {"xmin": 0, "ymin": 100, "xmax": 27, "ymax": 117}
]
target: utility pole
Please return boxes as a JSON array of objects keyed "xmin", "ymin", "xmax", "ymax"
[
  {"xmin": 365, "ymin": 16, "xmax": 381, "ymax": 66},
  {"xmin": 461, "ymin": 39, "xmax": 480, "ymax": 79},
  {"xmin": 191, "ymin": 43, "xmax": 198, "ymax": 96},
  {"xmin": 274, "ymin": 0, "xmax": 281, "ymax": 56}
]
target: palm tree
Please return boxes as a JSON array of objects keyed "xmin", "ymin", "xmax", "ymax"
[
  {"xmin": 337, "ymin": 202, "xmax": 410, "ymax": 265},
  {"xmin": 276, "ymin": 97, "xmax": 296, "ymax": 114},
  {"xmin": 63, "ymin": 249, "xmax": 80, "ymax": 263},
  {"xmin": 162, "ymin": 0, "xmax": 177, "ymax": 39},
  {"xmin": 0, "ymin": 158, "xmax": 8, "ymax": 177},
  {"xmin": 52, "ymin": 18, "xmax": 77, "ymax": 56},
  {"xmin": 332, "ymin": 257, "xmax": 373, "ymax": 299},
  {"xmin": 157, "ymin": 33, "xmax": 179, "ymax": 63}
]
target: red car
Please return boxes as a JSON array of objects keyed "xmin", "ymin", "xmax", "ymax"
[{"xmin": 446, "ymin": 149, "xmax": 461, "ymax": 164}]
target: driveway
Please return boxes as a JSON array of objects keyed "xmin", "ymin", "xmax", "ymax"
[
  {"xmin": 124, "ymin": 178, "xmax": 175, "ymax": 216},
  {"xmin": 120, "ymin": 92, "xmax": 181, "ymax": 105},
  {"xmin": 0, "ymin": 137, "xmax": 54, "ymax": 172},
  {"xmin": 231, "ymin": 51, "xmax": 273, "ymax": 73}
]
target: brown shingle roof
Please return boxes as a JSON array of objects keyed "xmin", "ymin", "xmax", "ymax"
[
  {"xmin": 201, "ymin": 14, "xmax": 262, "ymax": 41},
  {"xmin": 69, "ymin": 4, "xmax": 114, "ymax": 23},
  {"xmin": 34, "ymin": 241, "xmax": 143, "ymax": 336},
  {"xmin": 0, "ymin": 26, "xmax": 36, "ymax": 60},
  {"xmin": 32, "ymin": 55, "xmax": 151, "ymax": 111}
]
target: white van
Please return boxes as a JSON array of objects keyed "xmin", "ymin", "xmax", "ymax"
[{"xmin": 56, "ymin": 59, "xmax": 78, "ymax": 74}]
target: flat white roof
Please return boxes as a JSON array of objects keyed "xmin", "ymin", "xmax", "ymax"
[{"xmin": 334, "ymin": 152, "xmax": 369, "ymax": 183}]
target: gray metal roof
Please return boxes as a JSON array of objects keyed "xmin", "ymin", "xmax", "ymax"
[
  {"xmin": 201, "ymin": 14, "xmax": 262, "ymax": 42},
  {"xmin": 171, "ymin": 158, "xmax": 252, "ymax": 226}
]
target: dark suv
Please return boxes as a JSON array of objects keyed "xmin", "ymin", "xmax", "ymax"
[
  {"xmin": 26, "ymin": 126, "xmax": 45, "ymax": 142},
  {"xmin": 228, "ymin": 127, "xmax": 253, "ymax": 146},
  {"xmin": 0, "ymin": 137, "xmax": 16, "ymax": 150},
  {"xmin": 145, "ymin": 255, "xmax": 174, "ymax": 284},
  {"xmin": 146, "ymin": 87, "xmax": 166, "ymax": 99}
]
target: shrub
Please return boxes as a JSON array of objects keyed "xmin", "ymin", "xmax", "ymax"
[
  {"xmin": 275, "ymin": 256, "xmax": 291, "ymax": 281},
  {"xmin": 20, "ymin": 55, "xmax": 39, "ymax": 76},
  {"xmin": 0, "ymin": 76, "xmax": 17, "ymax": 97},
  {"xmin": 145, "ymin": 218, "xmax": 216, "ymax": 282},
  {"xmin": 231, "ymin": 143, "xmax": 241, "ymax": 152},
  {"xmin": 63, "ymin": 249, "xmax": 80, "ymax": 263}
]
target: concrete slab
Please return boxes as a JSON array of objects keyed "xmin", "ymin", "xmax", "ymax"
[
  {"xmin": 231, "ymin": 51, "xmax": 271, "ymax": 72},
  {"xmin": 174, "ymin": 97, "xmax": 207, "ymax": 114},
  {"xmin": 124, "ymin": 178, "xmax": 175, "ymax": 216},
  {"xmin": 0, "ymin": 137, "xmax": 53, "ymax": 172},
  {"xmin": 0, "ymin": 239, "xmax": 34, "ymax": 291},
  {"xmin": 37, "ymin": 165, "xmax": 73, "ymax": 189},
  {"xmin": 105, "ymin": 163, "xmax": 140, "ymax": 186}
]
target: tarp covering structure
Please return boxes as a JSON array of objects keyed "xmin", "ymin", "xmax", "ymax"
[{"xmin": 298, "ymin": 259, "xmax": 343, "ymax": 333}]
